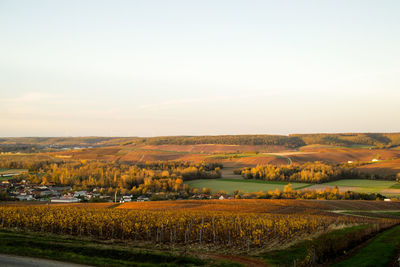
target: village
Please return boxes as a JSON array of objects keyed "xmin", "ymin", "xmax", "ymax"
[
  {"xmin": 0, "ymin": 174, "xmax": 229, "ymax": 203},
  {"xmin": 0, "ymin": 177, "xmax": 164, "ymax": 203}
]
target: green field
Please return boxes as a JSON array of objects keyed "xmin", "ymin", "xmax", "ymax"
[
  {"xmin": 0, "ymin": 168, "xmax": 28, "ymax": 174},
  {"xmin": 185, "ymin": 179, "xmax": 310, "ymax": 194},
  {"xmin": 390, "ymin": 183, "xmax": 400, "ymax": 189},
  {"xmin": 186, "ymin": 177, "xmax": 400, "ymax": 196},
  {"xmin": 319, "ymin": 179, "xmax": 400, "ymax": 196},
  {"xmin": 322, "ymin": 179, "xmax": 398, "ymax": 188},
  {"xmin": 0, "ymin": 169, "xmax": 29, "ymax": 181}
]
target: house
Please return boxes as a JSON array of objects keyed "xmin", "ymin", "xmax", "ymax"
[
  {"xmin": 63, "ymin": 192, "xmax": 74, "ymax": 198},
  {"xmin": 16, "ymin": 195, "xmax": 34, "ymax": 201},
  {"xmin": 219, "ymin": 195, "xmax": 225, "ymax": 200},
  {"xmin": 1, "ymin": 178, "xmax": 19, "ymax": 185},
  {"xmin": 73, "ymin": 191, "xmax": 87, "ymax": 198},
  {"xmin": 347, "ymin": 161, "xmax": 353, "ymax": 164},
  {"xmin": 37, "ymin": 185, "xmax": 49, "ymax": 190},
  {"xmin": 121, "ymin": 195, "xmax": 133, "ymax": 202},
  {"xmin": 85, "ymin": 192, "xmax": 100, "ymax": 200},
  {"xmin": 192, "ymin": 194, "xmax": 211, "ymax": 199},
  {"xmin": 137, "ymin": 196, "xmax": 149, "ymax": 202},
  {"xmin": 371, "ymin": 158, "xmax": 380, "ymax": 162},
  {"xmin": 51, "ymin": 197, "xmax": 80, "ymax": 203},
  {"xmin": 50, "ymin": 186, "xmax": 72, "ymax": 192},
  {"xmin": 0, "ymin": 169, "xmax": 28, "ymax": 178},
  {"xmin": 384, "ymin": 198, "xmax": 392, "ymax": 202},
  {"xmin": 33, "ymin": 188, "xmax": 54, "ymax": 198}
]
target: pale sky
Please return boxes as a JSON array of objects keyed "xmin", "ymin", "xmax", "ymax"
[{"xmin": 1, "ymin": 0, "xmax": 399, "ymax": 137}]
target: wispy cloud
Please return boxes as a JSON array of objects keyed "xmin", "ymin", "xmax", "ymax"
[
  {"xmin": 0, "ymin": 92, "xmax": 61, "ymax": 104},
  {"xmin": 136, "ymin": 92, "xmax": 278, "ymax": 111},
  {"xmin": 137, "ymin": 98, "xmax": 205, "ymax": 110}
]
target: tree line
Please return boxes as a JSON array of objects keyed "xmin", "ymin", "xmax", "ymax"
[
  {"xmin": 233, "ymin": 184, "xmax": 386, "ymax": 200},
  {"xmin": 290, "ymin": 133, "xmax": 400, "ymax": 148},
  {"xmin": 130, "ymin": 133, "xmax": 400, "ymax": 148},
  {"xmin": 0, "ymin": 155, "xmax": 221, "ymax": 196},
  {"xmin": 234, "ymin": 162, "xmax": 397, "ymax": 183}
]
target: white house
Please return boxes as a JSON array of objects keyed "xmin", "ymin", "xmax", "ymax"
[
  {"xmin": 73, "ymin": 191, "xmax": 87, "ymax": 198},
  {"xmin": 137, "ymin": 196, "xmax": 149, "ymax": 202},
  {"xmin": 16, "ymin": 195, "xmax": 34, "ymax": 201},
  {"xmin": 121, "ymin": 195, "xmax": 133, "ymax": 202},
  {"xmin": 51, "ymin": 197, "xmax": 80, "ymax": 203}
]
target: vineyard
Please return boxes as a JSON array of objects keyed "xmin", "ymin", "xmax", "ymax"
[{"xmin": 0, "ymin": 200, "xmax": 398, "ymax": 251}]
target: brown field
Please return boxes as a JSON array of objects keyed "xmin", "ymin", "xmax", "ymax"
[
  {"xmin": 313, "ymin": 199, "xmax": 400, "ymax": 210},
  {"xmin": 381, "ymin": 189, "xmax": 400, "ymax": 195},
  {"xmin": 294, "ymin": 147, "xmax": 400, "ymax": 164},
  {"xmin": 140, "ymin": 144, "xmax": 289, "ymax": 153},
  {"xmin": 47, "ymin": 145, "xmax": 400, "ymax": 175},
  {"xmin": 234, "ymin": 156, "xmax": 288, "ymax": 166},
  {"xmin": 51, "ymin": 147, "xmax": 122, "ymax": 161},
  {"xmin": 5, "ymin": 199, "xmax": 399, "ymax": 212},
  {"xmin": 0, "ymin": 202, "xmax": 117, "ymax": 208},
  {"xmin": 117, "ymin": 199, "xmax": 400, "ymax": 213},
  {"xmin": 356, "ymin": 158, "xmax": 400, "ymax": 175}
]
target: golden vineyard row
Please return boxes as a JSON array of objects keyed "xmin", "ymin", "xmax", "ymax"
[{"xmin": 0, "ymin": 206, "xmax": 394, "ymax": 249}]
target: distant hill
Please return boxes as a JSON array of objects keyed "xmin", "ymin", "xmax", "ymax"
[
  {"xmin": 290, "ymin": 133, "xmax": 400, "ymax": 148},
  {"xmin": 135, "ymin": 135, "xmax": 305, "ymax": 148},
  {"xmin": 1, "ymin": 133, "xmax": 400, "ymax": 152}
]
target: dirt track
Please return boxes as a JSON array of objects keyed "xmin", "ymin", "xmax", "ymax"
[{"xmin": 0, "ymin": 254, "xmax": 88, "ymax": 267}]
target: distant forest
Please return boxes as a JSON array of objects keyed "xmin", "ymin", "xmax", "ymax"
[
  {"xmin": 137, "ymin": 133, "xmax": 400, "ymax": 147},
  {"xmin": 137, "ymin": 135, "xmax": 304, "ymax": 147},
  {"xmin": 1, "ymin": 133, "xmax": 400, "ymax": 152},
  {"xmin": 291, "ymin": 133, "xmax": 400, "ymax": 148}
]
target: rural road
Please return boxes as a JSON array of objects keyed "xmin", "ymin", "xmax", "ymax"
[
  {"xmin": 261, "ymin": 152, "xmax": 297, "ymax": 165},
  {"xmin": 0, "ymin": 254, "xmax": 90, "ymax": 267}
]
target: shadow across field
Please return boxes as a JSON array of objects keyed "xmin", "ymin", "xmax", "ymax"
[{"xmin": 0, "ymin": 230, "xmax": 236, "ymax": 267}]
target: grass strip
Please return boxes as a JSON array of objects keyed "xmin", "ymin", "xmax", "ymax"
[
  {"xmin": 220, "ymin": 178, "xmax": 290, "ymax": 185},
  {"xmin": 333, "ymin": 225, "xmax": 400, "ymax": 267},
  {"xmin": 219, "ymin": 178, "xmax": 311, "ymax": 188},
  {"xmin": 262, "ymin": 224, "xmax": 373, "ymax": 266}
]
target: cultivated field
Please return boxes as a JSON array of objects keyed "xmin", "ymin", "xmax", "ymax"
[
  {"xmin": 50, "ymin": 143, "xmax": 400, "ymax": 168},
  {"xmin": 185, "ymin": 179, "xmax": 309, "ymax": 194},
  {"xmin": 1, "ymin": 200, "xmax": 399, "ymax": 266},
  {"xmin": 356, "ymin": 158, "xmax": 400, "ymax": 175},
  {"xmin": 117, "ymin": 199, "xmax": 400, "ymax": 212},
  {"xmin": 0, "ymin": 200, "xmax": 372, "ymax": 251},
  {"xmin": 306, "ymin": 179, "xmax": 400, "ymax": 197}
]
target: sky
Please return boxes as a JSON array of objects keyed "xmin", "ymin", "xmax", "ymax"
[{"xmin": 1, "ymin": 0, "xmax": 399, "ymax": 137}]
